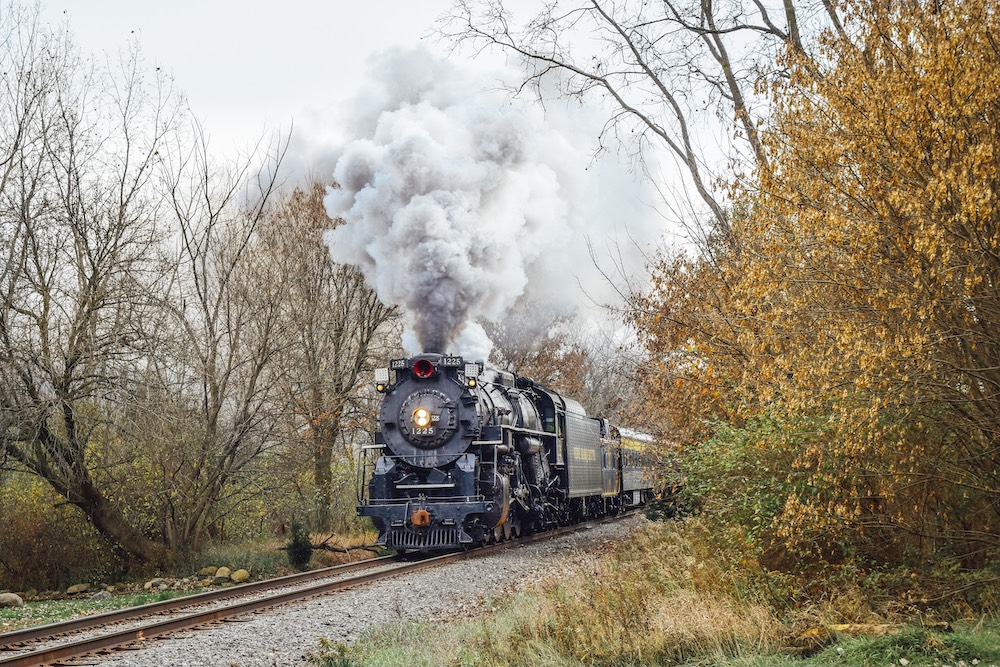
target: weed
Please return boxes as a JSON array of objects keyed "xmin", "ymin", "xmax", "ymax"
[{"xmin": 307, "ymin": 638, "xmax": 362, "ymax": 667}]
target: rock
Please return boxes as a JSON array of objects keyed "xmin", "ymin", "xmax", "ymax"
[
  {"xmin": 230, "ymin": 569, "xmax": 250, "ymax": 583},
  {"xmin": 198, "ymin": 566, "xmax": 218, "ymax": 576},
  {"xmin": 157, "ymin": 582, "xmax": 169, "ymax": 591},
  {"xmin": 214, "ymin": 566, "xmax": 231, "ymax": 578},
  {"xmin": 66, "ymin": 583, "xmax": 90, "ymax": 594},
  {"xmin": 143, "ymin": 578, "xmax": 163, "ymax": 591},
  {"xmin": 200, "ymin": 578, "xmax": 213, "ymax": 587},
  {"xmin": 90, "ymin": 590, "xmax": 112, "ymax": 601},
  {"xmin": 211, "ymin": 574, "xmax": 231, "ymax": 585},
  {"xmin": 0, "ymin": 593, "xmax": 24, "ymax": 608}
]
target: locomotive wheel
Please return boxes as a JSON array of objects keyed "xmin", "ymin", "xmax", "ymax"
[
  {"xmin": 503, "ymin": 521, "xmax": 512, "ymax": 540},
  {"xmin": 493, "ymin": 525, "xmax": 504, "ymax": 542}
]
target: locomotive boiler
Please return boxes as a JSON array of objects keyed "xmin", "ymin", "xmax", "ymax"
[{"xmin": 357, "ymin": 353, "xmax": 651, "ymax": 552}]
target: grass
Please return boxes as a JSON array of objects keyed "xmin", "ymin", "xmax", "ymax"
[
  {"xmin": 183, "ymin": 537, "xmax": 292, "ymax": 577},
  {"xmin": 305, "ymin": 520, "xmax": 1000, "ymax": 667},
  {"xmin": 185, "ymin": 531, "xmax": 382, "ymax": 574},
  {"xmin": 0, "ymin": 590, "xmax": 194, "ymax": 634},
  {"xmin": 0, "ymin": 529, "xmax": 381, "ymax": 636},
  {"xmin": 744, "ymin": 622, "xmax": 1000, "ymax": 667},
  {"xmin": 306, "ymin": 620, "xmax": 1000, "ymax": 667}
]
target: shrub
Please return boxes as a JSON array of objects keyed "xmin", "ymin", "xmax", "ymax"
[
  {"xmin": 0, "ymin": 474, "xmax": 124, "ymax": 590},
  {"xmin": 286, "ymin": 522, "xmax": 313, "ymax": 570}
]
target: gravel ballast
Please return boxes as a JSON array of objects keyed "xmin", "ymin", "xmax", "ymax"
[{"xmin": 95, "ymin": 517, "xmax": 640, "ymax": 666}]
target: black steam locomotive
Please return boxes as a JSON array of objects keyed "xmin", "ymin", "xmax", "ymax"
[{"xmin": 357, "ymin": 353, "xmax": 653, "ymax": 551}]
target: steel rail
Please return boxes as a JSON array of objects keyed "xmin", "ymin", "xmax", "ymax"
[
  {"xmin": 0, "ymin": 513, "xmax": 635, "ymax": 667},
  {"xmin": 0, "ymin": 555, "xmax": 394, "ymax": 647}
]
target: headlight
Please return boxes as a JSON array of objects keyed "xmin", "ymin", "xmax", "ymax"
[
  {"xmin": 413, "ymin": 407, "xmax": 432, "ymax": 428},
  {"xmin": 413, "ymin": 359, "xmax": 435, "ymax": 378}
]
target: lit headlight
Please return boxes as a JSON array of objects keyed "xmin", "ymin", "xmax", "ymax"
[{"xmin": 413, "ymin": 407, "xmax": 432, "ymax": 428}]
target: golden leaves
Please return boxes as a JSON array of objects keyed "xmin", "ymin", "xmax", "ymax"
[{"xmin": 634, "ymin": 0, "xmax": 1000, "ymax": 563}]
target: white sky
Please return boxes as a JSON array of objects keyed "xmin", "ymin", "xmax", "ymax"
[
  {"xmin": 42, "ymin": 1, "xmax": 525, "ymax": 156},
  {"xmin": 36, "ymin": 0, "xmax": 672, "ymax": 343}
]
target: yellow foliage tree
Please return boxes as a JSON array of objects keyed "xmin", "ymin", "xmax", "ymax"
[
  {"xmin": 633, "ymin": 0, "xmax": 1000, "ymax": 567},
  {"xmin": 733, "ymin": 0, "xmax": 1000, "ymax": 561}
]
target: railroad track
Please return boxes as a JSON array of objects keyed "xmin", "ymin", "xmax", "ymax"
[{"xmin": 0, "ymin": 514, "xmax": 632, "ymax": 667}]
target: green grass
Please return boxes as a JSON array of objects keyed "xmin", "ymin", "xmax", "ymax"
[
  {"xmin": 0, "ymin": 590, "xmax": 195, "ymax": 634},
  {"xmin": 1, "ymin": 532, "xmax": 382, "ymax": 636},
  {"xmin": 740, "ymin": 622, "xmax": 1000, "ymax": 667},
  {"xmin": 805, "ymin": 623, "xmax": 1000, "ymax": 667},
  {"xmin": 184, "ymin": 538, "xmax": 291, "ymax": 578}
]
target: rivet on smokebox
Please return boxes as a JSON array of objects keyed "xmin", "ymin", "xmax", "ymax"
[{"xmin": 411, "ymin": 509, "xmax": 431, "ymax": 527}]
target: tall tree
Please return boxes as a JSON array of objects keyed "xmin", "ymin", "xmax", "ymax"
[
  {"xmin": 265, "ymin": 182, "xmax": 397, "ymax": 529},
  {"xmin": 731, "ymin": 0, "xmax": 1000, "ymax": 558},
  {"xmin": 442, "ymin": 0, "xmax": 842, "ymax": 246},
  {"xmin": 152, "ymin": 129, "xmax": 290, "ymax": 551},
  {"xmin": 0, "ymin": 6, "xmax": 182, "ymax": 565}
]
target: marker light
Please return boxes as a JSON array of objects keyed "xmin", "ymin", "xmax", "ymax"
[
  {"xmin": 374, "ymin": 368, "xmax": 389, "ymax": 393},
  {"xmin": 413, "ymin": 359, "xmax": 434, "ymax": 378},
  {"xmin": 413, "ymin": 407, "xmax": 432, "ymax": 428}
]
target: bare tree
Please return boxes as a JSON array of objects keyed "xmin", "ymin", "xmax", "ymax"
[
  {"xmin": 441, "ymin": 0, "xmax": 842, "ymax": 247},
  {"xmin": 264, "ymin": 182, "xmax": 398, "ymax": 529},
  {"xmin": 0, "ymin": 6, "xmax": 183, "ymax": 565},
  {"xmin": 147, "ymin": 127, "xmax": 292, "ymax": 551}
]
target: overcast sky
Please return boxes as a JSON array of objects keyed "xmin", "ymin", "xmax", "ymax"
[
  {"xmin": 35, "ymin": 0, "xmax": 667, "ymax": 345},
  {"xmin": 41, "ymin": 1, "xmax": 526, "ymax": 156}
]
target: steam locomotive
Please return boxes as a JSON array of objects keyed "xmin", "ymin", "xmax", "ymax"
[{"xmin": 357, "ymin": 353, "xmax": 653, "ymax": 551}]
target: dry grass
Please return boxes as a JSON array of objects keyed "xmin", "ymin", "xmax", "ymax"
[
  {"xmin": 316, "ymin": 519, "xmax": 786, "ymax": 667},
  {"xmin": 485, "ymin": 520, "xmax": 783, "ymax": 665}
]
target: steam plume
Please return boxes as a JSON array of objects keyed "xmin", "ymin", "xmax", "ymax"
[{"xmin": 324, "ymin": 48, "xmax": 657, "ymax": 360}]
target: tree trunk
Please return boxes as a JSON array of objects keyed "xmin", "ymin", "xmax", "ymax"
[
  {"xmin": 313, "ymin": 420, "xmax": 338, "ymax": 530},
  {"xmin": 73, "ymin": 478, "xmax": 167, "ymax": 567}
]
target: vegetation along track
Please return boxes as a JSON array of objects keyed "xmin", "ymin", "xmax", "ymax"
[{"xmin": 0, "ymin": 514, "xmax": 633, "ymax": 666}]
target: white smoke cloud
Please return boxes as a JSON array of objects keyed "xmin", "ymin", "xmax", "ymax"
[{"xmin": 324, "ymin": 47, "xmax": 660, "ymax": 361}]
